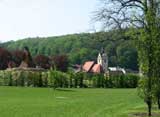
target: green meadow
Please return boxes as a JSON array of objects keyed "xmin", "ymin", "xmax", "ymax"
[{"xmin": 0, "ymin": 87, "xmax": 157, "ymax": 117}]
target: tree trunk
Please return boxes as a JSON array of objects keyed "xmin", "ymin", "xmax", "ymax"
[
  {"xmin": 147, "ymin": 97, "xmax": 152, "ymax": 116},
  {"xmin": 147, "ymin": 71, "xmax": 152, "ymax": 116},
  {"xmin": 158, "ymin": 96, "xmax": 160, "ymax": 109},
  {"xmin": 147, "ymin": 47, "xmax": 153, "ymax": 116}
]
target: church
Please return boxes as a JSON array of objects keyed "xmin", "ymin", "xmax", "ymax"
[
  {"xmin": 82, "ymin": 48, "xmax": 108, "ymax": 73},
  {"xmin": 82, "ymin": 48, "xmax": 126, "ymax": 75}
]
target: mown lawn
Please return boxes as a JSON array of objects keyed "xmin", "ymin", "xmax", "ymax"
[{"xmin": 0, "ymin": 87, "xmax": 154, "ymax": 117}]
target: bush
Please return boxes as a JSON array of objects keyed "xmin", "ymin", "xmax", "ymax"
[
  {"xmin": 105, "ymin": 74, "xmax": 140, "ymax": 88},
  {"xmin": 0, "ymin": 70, "xmax": 48, "ymax": 87},
  {"xmin": 92, "ymin": 74, "xmax": 105, "ymax": 88},
  {"xmin": 48, "ymin": 69, "xmax": 68, "ymax": 89}
]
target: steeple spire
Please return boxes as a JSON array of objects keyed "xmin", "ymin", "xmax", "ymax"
[
  {"xmin": 101, "ymin": 47, "xmax": 105, "ymax": 54},
  {"xmin": 97, "ymin": 47, "xmax": 108, "ymax": 73}
]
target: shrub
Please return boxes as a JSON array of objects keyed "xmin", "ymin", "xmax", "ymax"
[
  {"xmin": 0, "ymin": 70, "xmax": 140, "ymax": 88},
  {"xmin": 92, "ymin": 74, "xmax": 105, "ymax": 88},
  {"xmin": 105, "ymin": 74, "xmax": 140, "ymax": 88},
  {"xmin": 48, "ymin": 69, "xmax": 68, "ymax": 89}
]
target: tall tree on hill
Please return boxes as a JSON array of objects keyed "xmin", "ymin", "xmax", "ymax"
[{"xmin": 94, "ymin": 0, "xmax": 160, "ymax": 116}]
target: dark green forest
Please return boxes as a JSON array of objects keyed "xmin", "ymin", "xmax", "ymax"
[{"xmin": 0, "ymin": 31, "xmax": 138, "ymax": 71}]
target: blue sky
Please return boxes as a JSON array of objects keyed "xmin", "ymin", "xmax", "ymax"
[{"xmin": 0, "ymin": 0, "xmax": 100, "ymax": 42}]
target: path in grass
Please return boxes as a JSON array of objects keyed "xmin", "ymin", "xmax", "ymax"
[{"xmin": 0, "ymin": 87, "xmax": 144, "ymax": 117}]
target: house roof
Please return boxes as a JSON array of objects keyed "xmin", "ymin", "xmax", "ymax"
[
  {"xmin": 82, "ymin": 61, "xmax": 95, "ymax": 72},
  {"xmin": 91, "ymin": 64, "xmax": 103, "ymax": 73}
]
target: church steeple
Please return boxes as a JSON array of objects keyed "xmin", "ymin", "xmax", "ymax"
[
  {"xmin": 97, "ymin": 48, "xmax": 108, "ymax": 72},
  {"xmin": 101, "ymin": 47, "xmax": 105, "ymax": 54}
]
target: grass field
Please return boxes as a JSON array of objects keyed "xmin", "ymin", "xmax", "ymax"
[{"xmin": 0, "ymin": 87, "xmax": 156, "ymax": 117}]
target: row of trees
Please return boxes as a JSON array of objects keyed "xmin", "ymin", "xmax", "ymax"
[
  {"xmin": 0, "ymin": 69, "xmax": 139, "ymax": 88},
  {"xmin": 0, "ymin": 47, "xmax": 69, "ymax": 71}
]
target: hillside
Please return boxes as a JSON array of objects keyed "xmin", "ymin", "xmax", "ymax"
[{"xmin": 0, "ymin": 32, "xmax": 138, "ymax": 70}]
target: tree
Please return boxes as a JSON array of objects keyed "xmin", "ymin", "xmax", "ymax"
[
  {"xmin": 94, "ymin": 0, "xmax": 160, "ymax": 116},
  {"xmin": 152, "ymin": 23, "xmax": 160, "ymax": 109},
  {"xmin": 0, "ymin": 47, "xmax": 12, "ymax": 70},
  {"xmin": 48, "ymin": 68, "xmax": 68, "ymax": 89},
  {"xmin": 51, "ymin": 55, "xmax": 69, "ymax": 72},
  {"xmin": 23, "ymin": 46, "xmax": 34, "ymax": 67},
  {"xmin": 34, "ymin": 55, "xmax": 50, "ymax": 69},
  {"xmin": 116, "ymin": 42, "xmax": 138, "ymax": 70},
  {"xmin": 11, "ymin": 50, "xmax": 25, "ymax": 67}
]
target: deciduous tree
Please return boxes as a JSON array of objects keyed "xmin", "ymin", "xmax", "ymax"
[
  {"xmin": 51, "ymin": 55, "xmax": 69, "ymax": 72},
  {"xmin": 34, "ymin": 55, "xmax": 50, "ymax": 69},
  {"xmin": 94, "ymin": 0, "xmax": 160, "ymax": 116},
  {"xmin": 0, "ymin": 47, "xmax": 12, "ymax": 70},
  {"xmin": 11, "ymin": 50, "xmax": 25, "ymax": 67}
]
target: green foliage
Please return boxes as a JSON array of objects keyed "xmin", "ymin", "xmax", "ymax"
[
  {"xmin": 105, "ymin": 74, "xmax": 139, "ymax": 88},
  {"xmin": 48, "ymin": 69, "xmax": 68, "ymax": 89},
  {"xmin": 0, "ymin": 70, "xmax": 139, "ymax": 88},
  {"xmin": 116, "ymin": 41, "xmax": 138, "ymax": 70},
  {"xmin": 75, "ymin": 72, "xmax": 84, "ymax": 88},
  {"xmin": 0, "ymin": 70, "xmax": 45, "ymax": 87},
  {"xmin": 92, "ymin": 74, "xmax": 105, "ymax": 88},
  {"xmin": 137, "ymin": 77, "xmax": 157, "ymax": 104}
]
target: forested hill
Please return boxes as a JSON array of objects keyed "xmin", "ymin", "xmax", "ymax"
[{"xmin": 0, "ymin": 31, "xmax": 138, "ymax": 70}]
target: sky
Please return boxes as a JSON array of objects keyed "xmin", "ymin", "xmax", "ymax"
[{"xmin": 0, "ymin": 0, "xmax": 100, "ymax": 42}]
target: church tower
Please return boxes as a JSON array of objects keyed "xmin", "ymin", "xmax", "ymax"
[{"xmin": 97, "ymin": 48, "xmax": 108, "ymax": 72}]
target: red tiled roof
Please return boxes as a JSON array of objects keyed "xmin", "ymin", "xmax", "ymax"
[
  {"xmin": 91, "ymin": 64, "xmax": 103, "ymax": 73},
  {"xmin": 83, "ymin": 61, "xmax": 95, "ymax": 72}
]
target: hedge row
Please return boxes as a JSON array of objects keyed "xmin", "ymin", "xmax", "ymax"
[{"xmin": 0, "ymin": 70, "xmax": 140, "ymax": 88}]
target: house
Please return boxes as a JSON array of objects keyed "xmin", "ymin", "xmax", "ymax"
[{"xmin": 108, "ymin": 67, "xmax": 126, "ymax": 76}]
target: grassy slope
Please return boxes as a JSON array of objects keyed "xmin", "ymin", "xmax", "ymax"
[{"xmin": 0, "ymin": 87, "xmax": 147, "ymax": 117}]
